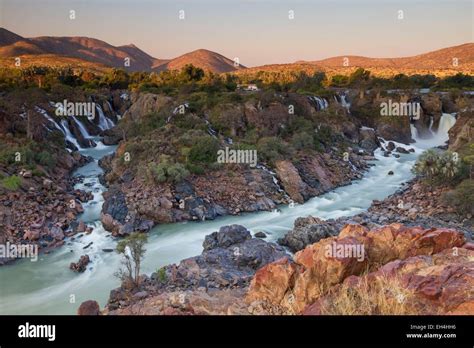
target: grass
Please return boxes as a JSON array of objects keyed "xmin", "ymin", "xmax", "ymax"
[
  {"xmin": 1, "ymin": 175, "xmax": 22, "ymax": 190},
  {"xmin": 319, "ymin": 274, "xmax": 416, "ymax": 315}
]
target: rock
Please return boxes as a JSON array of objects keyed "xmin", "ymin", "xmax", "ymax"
[
  {"xmin": 274, "ymin": 160, "xmax": 310, "ymax": 204},
  {"xmin": 77, "ymin": 300, "xmax": 100, "ymax": 315},
  {"xmin": 305, "ymin": 247, "xmax": 474, "ymax": 315},
  {"xmin": 70, "ymin": 255, "xmax": 90, "ymax": 273},
  {"xmin": 202, "ymin": 225, "xmax": 251, "ymax": 251},
  {"xmin": 278, "ymin": 216, "xmax": 341, "ymax": 252},
  {"xmin": 106, "ymin": 224, "xmax": 289, "ymax": 310},
  {"xmin": 386, "ymin": 142, "xmax": 396, "ymax": 152},
  {"xmin": 396, "ymin": 146, "xmax": 410, "ymax": 154},
  {"xmin": 77, "ymin": 221, "xmax": 86, "ymax": 233},
  {"xmin": 388, "ymin": 171, "xmax": 394, "ymax": 175},
  {"xmin": 246, "ymin": 224, "xmax": 466, "ymax": 313},
  {"xmin": 359, "ymin": 128, "xmax": 380, "ymax": 153},
  {"xmin": 50, "ymin": 226, "xmax": 64, "ymax": 240},
  {"xmin": 42, "ymin": 178, "xmax": 53, "ymax": 189},
  {"xmin": 102, "ymin": 248, "xmax": 114, "ymax": 252},
  {"xmin": 254, "ymin": 232, "xmax": 267, "ymax": 238}
]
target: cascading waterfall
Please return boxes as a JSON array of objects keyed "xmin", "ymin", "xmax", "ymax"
[
  {"xmin": 411, "ymin": 113, "xmax": 456, "ymax": 149},
  {"xmin": 96, "ymin": 105, "xmax": 115, "ymax": 130},
  {"xmin": 35, "ymin": 107, "xmax": 64, "ymax": 134},
  {"xmin": 60, "ymin": 119, "xmax": 82, "ymax": 150},
  {"xmin": 308, "ymin": 96, "xmax": 329, "ymax": 111},
  {"xmin": 72, "ymin": 116, "xmax": 92, "ymax": 139}
]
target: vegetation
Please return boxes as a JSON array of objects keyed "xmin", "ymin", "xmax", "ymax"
[
  {"xmin": 1, "ymin": 175, "xmax": 22, "ymax": 190},
  {"xmin": 320, "ymin": 275, "xmax": 418, "ymax": 315},
  {"xmin": 115, "ymin": 232, "xmax": 148, "ymax": 288},
  {"xmin": 412, "ymin": 149, "xmax": 462, "ymax": 186},
  {"xmin": 148, "ymin": 155, "xmax": 189, "ymax": 184}
]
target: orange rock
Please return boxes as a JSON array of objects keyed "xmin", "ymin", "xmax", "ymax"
[{"xmin": 245, "ymin": 224, "xmax": 468, "ymax": 314}]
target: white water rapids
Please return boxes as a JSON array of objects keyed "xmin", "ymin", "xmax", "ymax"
[{"xmin": 0, "ymin": 115, "xmax": 456, "ymax": 314}]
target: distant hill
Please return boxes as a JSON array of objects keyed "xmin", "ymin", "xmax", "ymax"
[
  {"xmin": 302, "ymin": 43, "xmax": 474, "ymax": 70},
  {"xmin": 0, "ymin": 28, "xmax": 244, "ymax": 73},
  {"xmin": 0, "ymin": 27, "xmax": 471, "ymax": 76},
  {"xmin": 153, "ymin": 49, "xmax": 244, "ymax": 74}
]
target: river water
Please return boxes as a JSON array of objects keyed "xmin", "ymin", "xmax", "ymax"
[{"xmin": 0, "ymin": 115, "xmax": 456, "ymax": 314}]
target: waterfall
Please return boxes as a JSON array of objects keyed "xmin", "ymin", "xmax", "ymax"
[
  {"xmin": 72, "ymin": 116, "xmax": 92, "ymax": 139},
  {"xmin": 411, "ymin": 113, "xmax": 456, "ymax": 149},
  {"xmin": 60, "ymin": 119, "xmax": 82, "ymax": 150},
  {"xmin": 35, "ymin": 107, "xmax": 64, "ymax": 134},
  {"xmin": 96, "ymin": 105, "xmax": 115, "ymax": 130},
  {"xmin": 308, "ymin": 96, "xmax": 329, "ymax": 111},
  {"xmin": 256, "ymin": 164, "xmax": 291, "ymax": 202},
  {"xmin": 204, "ymin": 119, "xmax": 218, "ymax": 138}
]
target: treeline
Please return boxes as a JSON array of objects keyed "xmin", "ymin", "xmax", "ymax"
[{"xmin": 0, "ymin": 65, "xmax": 473, "ymax": 95}]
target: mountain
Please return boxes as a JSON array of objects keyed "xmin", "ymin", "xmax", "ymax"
[
  {"xmin": 302, "ymin": 43, "xmax": 474, "ymax": 70},
  {"xmin": 0, "ymin": 28, "xmax": 244, "ymax": 73},
  {"xmin": 0, "ymin": 27, "xmax": 471, "ymax": 75},
  {"xmin": 153, "ymin": 49, "xmax": 245, "ymax": 74}
]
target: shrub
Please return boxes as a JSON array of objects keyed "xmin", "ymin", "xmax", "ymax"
[
  {"xmin": 442, "ymin": 179, "xmax": 474, "ymax": 216},
  {"xmin": 291, "ymin": 132, "xmax": 314, "ymax": 150},
  {"xmin": 156, "ymin": 267, "xmax": 167, "ymax": 283},
  {"xmin": 35, "ymin": 151, "xmax": 56, "ymax": 169},
  {"xmin": 188, "ymin": 136, "xmax": 219, "ymax": 164},
  {"xmin": 1, "ymin": 175, "xmax": 22, "ymax": 190},
  {"xmin": 412, "ymin": 150, "xmax": 462, "ymax": 186},
  {"xmin": 257, "ymin": 137, "xmax": 292, "ymax": 164},
  {"xmin": 148, "ymin": 155, "xmax": 189, "ymax": 184}
]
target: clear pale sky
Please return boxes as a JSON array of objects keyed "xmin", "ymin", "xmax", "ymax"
[{"xmin": 0, "ymin": 0, "xmax": 472, "ymax": 67}]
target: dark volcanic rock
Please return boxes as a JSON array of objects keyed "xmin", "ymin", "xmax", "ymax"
[
  {"xmin": 278, "ymin": 216, "xmax": 342, "ymax": 252},
  {"xmin": 154, "ymin": 225, "xmax": 289, "ymax": 291}
]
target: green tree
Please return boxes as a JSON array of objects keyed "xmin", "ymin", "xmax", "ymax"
[{"xmin": 116, "ymin": 232, "xmax": 148, "ymax": 287}]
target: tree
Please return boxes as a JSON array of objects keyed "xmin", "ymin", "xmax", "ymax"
[{"xmin": 116, "ymin": 232, "xmax": 148, "ymax": 288}]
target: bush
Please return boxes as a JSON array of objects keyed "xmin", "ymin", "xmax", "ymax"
[
  {"xmin": 35, "ymin": 151, "xmax": 56, "ymax": 169},
  {"xmin": 257, "ymin": 137, "xmax": 292, "ymax": 164},
  {"xmin": 149, "ymin": 156, "xmax": 189, "ymax": 184},
  {"xmin": 412, "ymin": 150, "xmax": 462, "ymax": 186},
  {"xmin": 291, "ymin": 132, "xmax": 314, "ymax": 150},
  {"xmin": 1, "ymin": 175, "xmax": 22, "ymax": 190},
  {"xmin": 156, "ymin": 267, "xmax": 167, "ymax": 283},
  {"xmin": 188, "ymin": 136, "xmax": 219, "ymax": 164},
  {"xmin": 442, "ymin": 179, "xmax": 474, "ymax": 216}
]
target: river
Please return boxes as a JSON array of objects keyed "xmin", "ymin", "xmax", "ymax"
[{"xmin": 0, "ymin": 115, "xmax": 456, "ymax": 314}]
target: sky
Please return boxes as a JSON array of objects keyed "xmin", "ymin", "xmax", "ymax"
[{"xmin": 0, "ymin": 0, "xmax": 472, "ymax": 67}]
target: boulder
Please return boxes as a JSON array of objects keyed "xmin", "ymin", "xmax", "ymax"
[
  {"xmin": 70, "ymin": 254, "xmax": 90, "ymax": 273},
  {"xmin": 77, "ymin": 300, "xmax": 100, "ymax": 315}
]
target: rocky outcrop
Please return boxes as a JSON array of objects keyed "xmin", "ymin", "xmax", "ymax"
[
  {"xmin": 274, "ymin": 160, "xmax": 313, "ymax": 203},
  {"xmin": 105, "ymin": 225, "xmax": 289, "ymax": 312},
  {"xmin": 448, "ymin": 111, "xmax": 473, "ymax": 152},
  {"xmin": 123, "ymin": 93, "xmax": 173, "ymax": 122},
  {"xmin": 304, "ymin": 247, "xmax": 474, "ymax": 315},
  {"xmin": 246, "ymin": 224, "xmax": 466, "ymax": 313}
]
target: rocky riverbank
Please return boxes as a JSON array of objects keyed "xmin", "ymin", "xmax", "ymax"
[{"xmin": 89, "ymin": 222, "xmax": 473, "ymax": 315}]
